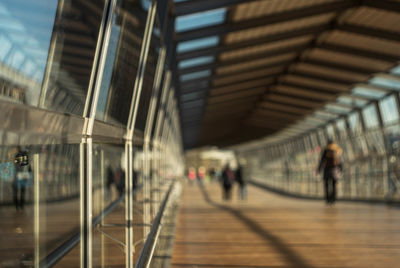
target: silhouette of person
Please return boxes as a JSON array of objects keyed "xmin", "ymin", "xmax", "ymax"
[
  {"xmin": 114, "ymin": 165, "xmax": 125, "ymax": 196},
  {"xmin": 236, "ymin": 164, "xmax": 246, "ymax": 200},
  {"xmin": 106, "ymin": 165, "xmax": 114, "ymax": 200},
  {"xmin": 222, "ymin": 164, "xmax": 235, "ymax": 200},
  {"xmin": 13, "ymin": 147, "xmax": 31, "ymax": 210},
  {"xmin": 317, "ymin": 139, "xmax": 343, "ymax": 204}
]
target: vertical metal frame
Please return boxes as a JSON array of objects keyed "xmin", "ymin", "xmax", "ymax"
[
  {"xmin": 122, "ymin": 1, "xmax": 159, "ymax": 266},
  {"xmin": 79, "ymin": 1, "xmax": 118, "ymax": 267},
  {"xmin": 143, "ymin": 46, "xmax": 166, "ymax": 219}
]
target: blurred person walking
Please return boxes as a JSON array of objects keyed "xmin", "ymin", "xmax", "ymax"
[
  {"xmin": 222, "ymin": 164, "xmax": 235, "ymax": 200},
  {"xmin": 317, "ymin": 139, "xmax": 343, "ymax": 205},
  {"xmin": 236, "ymin": 164, "xmax": 247, "ymax": 200}
]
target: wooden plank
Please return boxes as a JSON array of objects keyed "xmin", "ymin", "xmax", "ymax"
[{"xmin": 171, "ymin": 184, "xmax": 400, "ymax": 268}]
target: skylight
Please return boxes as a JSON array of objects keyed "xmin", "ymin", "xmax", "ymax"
[
  {"xmin": 337, "ymin": 96, "xmax": 367, "ymax": 107},
  {"xmin": 369, "ymin": 76, "xmax": 400, "ymax": 91},
  {"xmin": 180, "ymin": 70, "xmax": 211, "ymax": 82},
  {"xmin": 352, "ymin": 86, "xmax": 387, "ymax": 99},
  {"xmin": 179, "ymin": 56, "xmax": 214, "ymax": 69},
  {"xmin": 177, "ymin": 36, "xmax": 220, "ymax": 53},
  {"xmin": 175, "ymin": 8, "xmax": 227, "ymax": 32}
]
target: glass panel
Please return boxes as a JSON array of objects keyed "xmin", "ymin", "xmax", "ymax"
[
  {"xmin": 0, "ymin": 143, "xmax": 80, "ymax": 266},
  {"xmin": 326, "ymin": 124, "xmax": 336, "ymax": 140},
  {"xmin": 336, "ymin": 118, "xmax": 348, "ymax": 139},
  {"xmin": 92, "ymin": 144, "xmax": 125, "ymax": 268},
  {"xmin": 135, "ymin": 22, "xmax": 161, "ymax": 132},
  {"xmin": 391, "ymin": 65, "xmax": 400, "ymax": 75},
  {"xmin": 317, "ymin": 129, "xmax": 327, "ymax": 146},
  {"xmin": 0, "ymin": 0, "xmax": 58, "ymax": 106},
  {"xmin": 380, "ymin": 95, "xmax": 399, "ymax": 125},
  {"xmin": 362, "ymin": 104, "xmax": 379, "ymax": 129},
  {"xmin": 175, "ymin": 8, "xmax": 226, "ymax": 32},
  {"xmin": 95, "ymin": 1, "xmax": 148, "ymax": 125},
  {"xmin": 348, "ymin": 112, "xmax": 362, "ymax": 134},
  {"xmin": 23, "ymin": 0, "xmax": 105, "ymax": 115},
  {"xmin": 177, "ymin": 36, "xmax": 219, "ymax": 53}
]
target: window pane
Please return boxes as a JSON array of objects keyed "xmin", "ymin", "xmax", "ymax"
[
  {"xmin": 95, "ymin": 1, "xmax": 148, "ymax": 125},
  {"xmin": 0, "ymin": 0, "xmax": 58, "ymax": 106},
  {"xmin": 348, "ymin": 112, "xmax": 362, "ymax": 134},
  {"xmin": 380, "ymin": 95, "xmax": 399, "ymax": 125},
  {"xmin": 42, "ymin": 0, "xmax": 106, "ymax": 115},
  {"xmin": 92, "ymin": 144, "xmax": 125, "ymax": 267},
  {"xmin": 362, "ymin": 104, "xmax": 379, "ymax": 129},
  {"xmin": 135, "ymin": 21, "xmax": 161, "ymax": 132},
  {"xmin": 0, "ymin": 144, "xmax": 81, "ymax": 266}
]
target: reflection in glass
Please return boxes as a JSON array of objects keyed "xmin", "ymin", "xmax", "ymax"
[
  {"xmin": 135, "ymin": 24, "xmax": 161, "ymax": 132},
  {"xmin": 92, "ymin": 144, "xmax": 126, "ymax": 268},
  {"xmin": 0, "ymin": 144, "xmax": 80, "ymax": 266},
  {"xmin": 95, "ymin": 1, "xmax": 148, "ymax": 125},
  {"xmin": 0, "ymin": 0, "xmax": 58, "ymax": 104},
  {"xmin": 0, "ymin": 0, "xmax": 106, "ymax": 115}
]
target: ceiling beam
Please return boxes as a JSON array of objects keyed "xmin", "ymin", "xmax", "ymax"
[
  {"xmin": 208, "ymin": 87, "xmax": 265, "ymax": 104},
  {"xmin": 177, "ymin": 0, "xmax": 357, "ymax": 41},
  {"xmin": 266, "ymin": 93, "xmax": 326, "ymax": 108},
  {"xmin": 279, "ymin": 80, "xmax": 349, "ymax": 95},
  {"xmin": 289, "ymin": 69, "xmax": 361, "ymax": 85},
  {"xmin": 302, "ymin": 58, "xmax": 379, "ymax": 75},
  {"xmin": 206, "ymin": 96, "xmax": 258, "ymax": 109},
  {"xmin": 318, "ymin": 43, "xmax": 400, "ymax": 63},
  {"xmin": 364, "ymin": 0, "xmax": 400, "ymax": 14},
  {"xmin": 259, "ymin": 102, "xmax": 313, "ymax": 114},
  {"xmin": 209, "ymin": 78, "xmax": 273, "ymax": 96},
  {"xmin": 273, "ymin": 84, "xmax": 337, "ymax": 100},
  {"xmin": 177, "ymin": 24, "xmax": 328, "ymax": 61},
  {"xmin": 207, "ymin": 94, "xmax": 260, "ymax": 106},
  {"xmin": 178, "ymin": 43, "xmax": 307, "ymax": 74},
  {"xmin": 337, "ymin": 24, "xmax": 400, "ymax": 42},
  {"xmin": 174, "ymin": 0, "xmax": 257, "ymax": 16},
  {"xmin": 179, "ymin": 60, "xmax": 291, "ymax": 90}
]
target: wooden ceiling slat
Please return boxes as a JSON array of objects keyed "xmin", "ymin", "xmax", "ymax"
[
  {"xmin": 177, "ymin": 24, "xmax": 328, "ymax": 61},
  {"xmin": 174, "ymin": 0, "xmax": 254, "ymax": 16},
  {"xmin": 178, "ymin": 43, "xmax": 306, "ymax": 75},
  {"xmin": 177, "ymin": 0, "xmax": 357, "ymax": 41}
]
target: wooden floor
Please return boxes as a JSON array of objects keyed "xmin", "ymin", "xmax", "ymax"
[{"xmin": 171, "ymin": 182, "xmax": 400, "ymax": 268}]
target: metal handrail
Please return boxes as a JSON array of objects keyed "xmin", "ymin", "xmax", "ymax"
[
  {"xmin": 40, "ymin": 183, "xmax": 144, "ymax": 267},
  {"xmin": 135, "ymin": 181, "xmax": 175, "ymax": 268}
]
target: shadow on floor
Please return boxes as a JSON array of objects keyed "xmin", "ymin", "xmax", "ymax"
[{"xmin": 198, "ymin": 184, "xmax": 314, "ymax": 268}]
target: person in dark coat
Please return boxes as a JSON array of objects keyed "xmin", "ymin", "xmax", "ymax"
[
  {"xmin": 236, "ymin": 165, "xmax": 246, "ymax": 200},
  {"xmin": 222, "ymin": 164, "xmax": 235, "ymax": 200},
  {"xmin": 317, "ymin": 139, "xmax": 343, "ymax": 204}
]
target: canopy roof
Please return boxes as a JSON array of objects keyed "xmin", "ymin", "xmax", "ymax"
[{"xmin": 173, "ymin": 0, "xmax": 400, "ymax": 149}]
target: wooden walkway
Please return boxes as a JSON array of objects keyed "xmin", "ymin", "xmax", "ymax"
[{"xmin": 171, "ymin": 183, "xmax": 400, "ymax": 268}]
